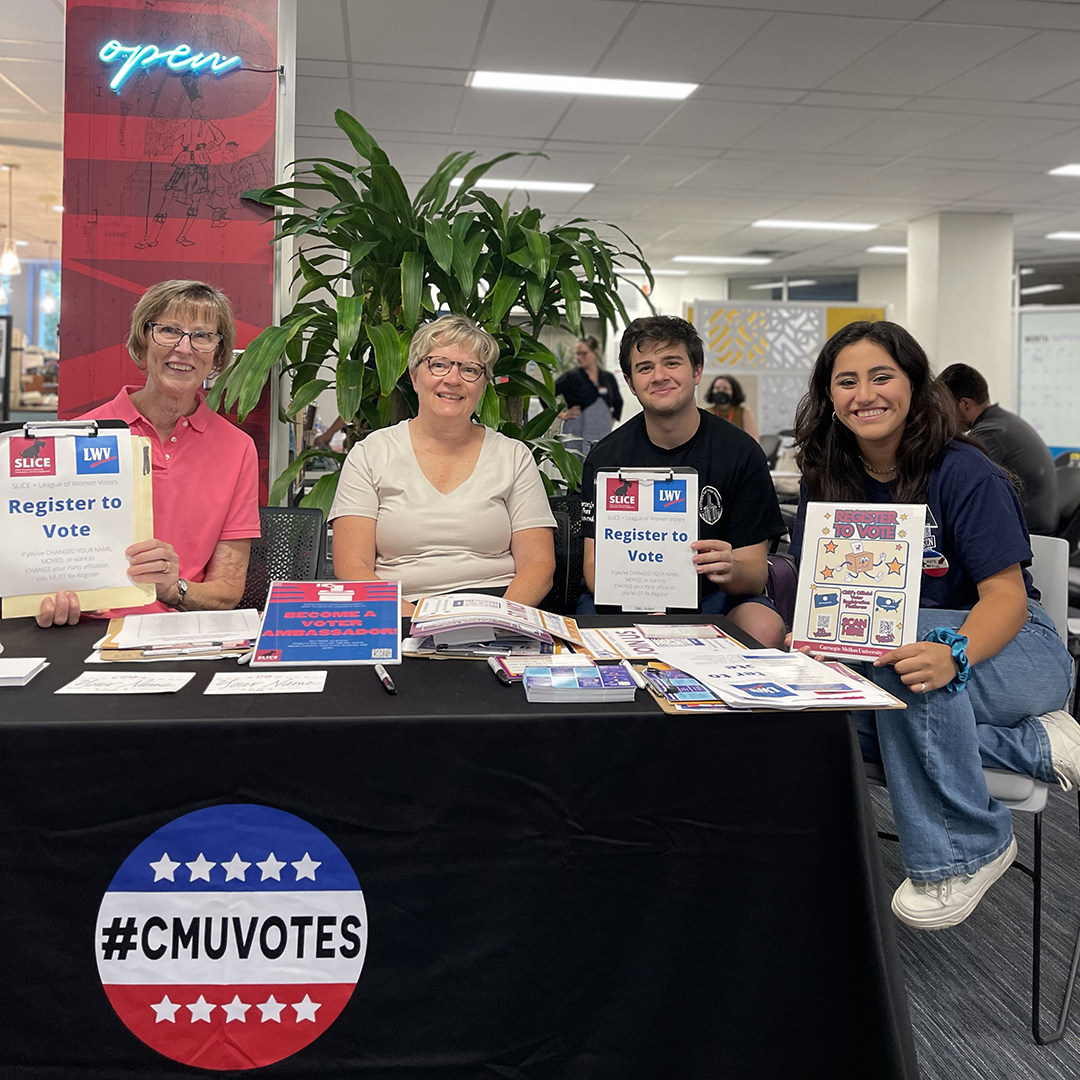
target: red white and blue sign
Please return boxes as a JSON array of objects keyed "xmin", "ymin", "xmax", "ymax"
[
  {"xmin": 75, "ymin": 434, "xmax": 120, "ymax": 473},
  {"xmin": 95, "ymin": 804, "xmax": 368, "ymax": 1070},
  {"xmin": 653, "ymin": 479, "xmax": 687, "ymax": 513}
]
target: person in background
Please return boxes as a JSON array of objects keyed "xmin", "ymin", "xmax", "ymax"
[
  {"xmin": 556, "ymin": 335, "xmax": 623, "ymax": 456},
  {"xmin": 939, "ymin": 363, "xmax": 1058, "ymax": 535},
  {"xmin": 704, "ymin": 374, "xmax": 760, "ymax": 442},
  {"xmin": 577, "ymin": 316, "xmax": 787, "ymax": 648},
  {"xmin": 791, "ymin": 321, "xmax": 1076, "ymax": 930},
  {"xmin": 38, "ymin": 280, "xmax": 261, "ymax": 626},
  {"xmin": 330, "ymin": 314, "xmax": 555, "ymax": 615}
]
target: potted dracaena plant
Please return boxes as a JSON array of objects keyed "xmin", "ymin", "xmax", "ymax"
[{"xmin": 210, "ymin": 110, "xmax": 653, "ymax": 512}]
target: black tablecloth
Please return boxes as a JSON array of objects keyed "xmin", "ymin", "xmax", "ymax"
[{"xmin": 0, "ymin": 618, "xmax": 918, "ymax": 1080}]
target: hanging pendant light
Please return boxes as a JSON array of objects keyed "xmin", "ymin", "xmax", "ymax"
[
  {"xmin": 0, "ymin": 165, "xmax": 21, "ymax": 277},
  {"xmin": 40, "ymin": 240, "xmax": 57, "ymax": 314}
]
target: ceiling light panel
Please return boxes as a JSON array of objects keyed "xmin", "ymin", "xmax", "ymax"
[
  {"xmin": 753, "ymin": 219, "xmax": 877, "ymax": 232},
  {"xmin": 1020, "ymin": 284, "xmax": 1064, "ymax": 296},
  {"xmin": 469, "ymin": 70, "xmax": 697, "ymax": 100},
  {"xmin": 672, "ymin": 255, "xmax": 774, "ymax": 265},
  {"xmin": 1046, "ymin": 232, "xmax": 1080, "ymax": 241},
  {"xmin": 450, "ymin": 178, "xmax": 594, "ymax": 193},
  {"xmin": 866, "ymin": 246, "xmax": 908, "ymax": 254},
  {"xmin": 1049, "ymin": 165, "xmax": 1080, "ymax": 177}
]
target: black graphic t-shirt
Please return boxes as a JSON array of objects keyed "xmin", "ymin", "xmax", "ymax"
[{"xmin": 580, "ymin": 409, "xmax": 786, "ymax": 603}]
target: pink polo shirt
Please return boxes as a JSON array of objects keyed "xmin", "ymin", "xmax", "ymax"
[{"xmin": 82, "ymin": 386, "xmax": 261, "ymax": 615}]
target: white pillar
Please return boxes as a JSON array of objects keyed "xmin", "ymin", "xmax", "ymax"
[
  {"xmin": 858, "ymin": 265, "xmax": 907, "ymax": 328},
  {"xmin": 906, "ymin": 212, "xmax": 1014, "ymax": 407}
]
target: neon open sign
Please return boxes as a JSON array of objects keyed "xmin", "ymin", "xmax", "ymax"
[{"xmin": 98, "ymin": 40, "xmax": 243, "ymax": 92}]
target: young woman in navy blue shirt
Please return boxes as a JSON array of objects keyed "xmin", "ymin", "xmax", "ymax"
[{"xmin": 790, "ymin": 321, "xmax": 1075, "ymax": 930}]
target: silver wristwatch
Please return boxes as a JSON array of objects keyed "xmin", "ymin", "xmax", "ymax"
[{"xmin": 172, "ymin": 578, "xmax": 189, "ymax": 608}]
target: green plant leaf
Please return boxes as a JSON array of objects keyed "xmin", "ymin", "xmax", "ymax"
[
  {"xmin": 334, "ymin": 110, "xmax": 383, "ymax": 162},
  {"xmin": 400, "ymin": 250, "xmax": 424, "ymax": 329},
  {"xmin": 268, "ymin": 447, "xmax": 329, "ymax": 506},
  {"xmin": 336, "ymin": 294, "xmax": 364, "ymax": 362},
  {"xmin": 487, "ymin": 275, "xmax": 520, "ymax": 325},
  {"xmin": 286, "ymin": 378, "xmax": 332, "ymax": 418},
  {"xmin": 521, "ymin": 227, "xmax": 551, "ymax": 281},
  {"xmin": 556, "ymin": 270, "xmax": 582, "ymax": 335},
  {"xmin": 335, "ymin": 357, "xmax": 365, "ymax": 423},
  {"xmin": 424, "ymin": 218, "xmax": 454, "ymax": 272},
  {"xmin": 414, "ymin": 150, "xmax": 474, "ymax": 214},
  {"xmin": 299, "ymin": 470, "xmax": 343, "ymax": 516},
  {"xmin": 452, "ymin": 229, "xmax": 487, "ymax": 298},
  {"xmin": 477, "ymin": 383, "xmax": 501, "ymax": 428},
  {"xmin": 522, "ymin": 407, "xmax": 558, "ymax": 440},
  {"xmin": 453, "ymin": 151, "xmax": 536, "ymax": 201},
  {"xmin": 524, "ymin": 272, "xmax": 545, "ymax": 316},
  {"xmin": 368, "ymin": 322, "xmax": 405, "ymax": 396}
]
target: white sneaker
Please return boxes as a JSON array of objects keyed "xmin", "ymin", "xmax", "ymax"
[
  {"xmin": 891, "ymin": 837, "xmax": 1017, "ymax": 930},
  {"xmin": 1039, "ymin": 710, "xmax": 1080, "ymax": 791}
]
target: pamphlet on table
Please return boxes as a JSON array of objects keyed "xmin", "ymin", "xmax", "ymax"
[
  {"xmin": 578, "ymin": 625, "xmax": 742, "ymax": 662},
  {"xmin": 0, "ymin": 422, "xmax": 156, "ymax": 618},
  {"xmin": 0, "ymin": 657, "xmax": 48, "ymax": 686},
  {"xmin": 790, "ymin": 501, "xmax": 926, "ymax": 660},
  {"xmin": 251, "ymin": 580, "xmax": 401, "ymax": 666},
  {"xmin": 409, "ymin": 594, "xmax": 583, "ymax": 650},
  {"xmin": 593, "ymin": 467, "xmax": 699, "ymax": 611},
  {"xmin": 91, "ymin": 608, "xmax": 262, "ymax": 661},
  {"xmin": 522, "ymin": 664, "xmax": 637, "ymax": 703}
]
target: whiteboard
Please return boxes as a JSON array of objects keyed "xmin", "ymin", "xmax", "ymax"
[{"xmin": 1017, "ymin": 307, "xmax": 1080, "ymax": 453}]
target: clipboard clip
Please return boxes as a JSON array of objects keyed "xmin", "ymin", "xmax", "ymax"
[
  {"xmin": 617, "ymin": 468, "xmax": 675, "ymax": 482},
  {"xmin": 22, "ymin": 419, "xmax": 100, "ymax": 438}
]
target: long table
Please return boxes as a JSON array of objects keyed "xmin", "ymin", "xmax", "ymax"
[{"xmin": 0, "ymin": 617, "xmax": 919, "ymax": 1079}]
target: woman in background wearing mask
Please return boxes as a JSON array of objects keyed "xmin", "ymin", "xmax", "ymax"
[{"xmin": 705, "ymin": 375, "xmax": 759, "ymax": 443}]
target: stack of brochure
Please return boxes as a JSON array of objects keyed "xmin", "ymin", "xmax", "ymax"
[
  {"xmin": 522, "ymin": 664, "xmax": 637, "ymax": 703},
  {"xmin": 0, "ymin": 657, "xmax": 49, "ymax": 686},
  {"xmin": 91, "ymin": 609, "xmax": 262, "ymax": 662},
  {"xmin": 406, "ymin": 594, "xmax": 584, "ymax": 657}
]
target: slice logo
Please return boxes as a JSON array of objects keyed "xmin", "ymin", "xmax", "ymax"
[
  {"xmin": 606, "ymin": 477, "xmax": 638, "ymax": 512},
  {"xmin": 76, "ymin": 435, "xmax": 120, "ymax": 474},
  {"xmin": 653, "ymin": 480, "xmax": 687, "ymax": 513},
  {"xmin": 95, "ymin": 804, "xmax": 368, "ymax": 1071},
  {"xmin": 9, "ymin": 436, "xmax": 56, "ymax": 476}
]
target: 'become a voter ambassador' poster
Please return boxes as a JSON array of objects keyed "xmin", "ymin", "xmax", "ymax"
[
  {"xmin": 594, "ymin": 469, "xmax": 699, "ymax": 611},
  {"xmin": 0, "ymin": 427, "xmax": 154, "ymax": 617}
]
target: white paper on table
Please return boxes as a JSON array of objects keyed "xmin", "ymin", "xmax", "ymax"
[
  {"xmin": 204, "ymin": 671, "xmax": 328, "ymax": 695},
  {"xmin": 84, "ymin": 650, "xmax": 248, "ymax": 664},
  {"xmin": 55, "ymin": 671, "xmax": 195, "ymax": 694},
  {"xmin": 0, "ymin": 657, "xmax": 48, "ymax": 685},
  {"xmin": 105, "ymin": 609, "xmax": 262, "ymax": 648}
]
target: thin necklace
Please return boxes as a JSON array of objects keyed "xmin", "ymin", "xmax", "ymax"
[{"xmin": 860, "ymin": 455, "xmax": 898, "ymax": 476}]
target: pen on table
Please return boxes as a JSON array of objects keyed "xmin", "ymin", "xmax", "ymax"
[
  {"xmin": 374, "ymin": 663, "xmax": 397, "ymax": 695},
  {"xmin": 621, "ymin": 660, "xmax": 647, "ymax": 690},
  {"xmin": 237, "ymin": 650, "xmax": 254, "ymax": 666},
  {"xmin": 486, "ymin": 655, "xmax": 512, "ymax": 686}
]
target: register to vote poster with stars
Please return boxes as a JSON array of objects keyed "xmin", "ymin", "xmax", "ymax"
[{"xmin": 791, "ymin": 502, "xmax": 925, "ymax": 661}]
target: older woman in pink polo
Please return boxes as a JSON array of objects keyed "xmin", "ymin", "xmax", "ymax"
[{"xmin": 38, "ymin": 280, "xmax": 260, "ymax": 626}]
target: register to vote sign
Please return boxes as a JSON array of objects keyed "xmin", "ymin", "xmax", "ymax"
[
  {"xmin": 594, "ymin": 470, "xmax": 699, "ymax": 611},
  {"xmin": 0, "ymin": 431, "xmax": 137, "ymax": 598}
]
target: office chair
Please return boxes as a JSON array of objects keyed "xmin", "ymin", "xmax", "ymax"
[
  {"xmin": 542, "ymin": 493, "xmax": 583, "ymax": 615},
  {"xmin": 240, "ymin": 506, "xmax": 325, "ymax": 611}
]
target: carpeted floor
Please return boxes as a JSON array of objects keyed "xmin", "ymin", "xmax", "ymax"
[{"xmin": 871, "ymin": 785, "xmax": 1080, "ymax": 1080}]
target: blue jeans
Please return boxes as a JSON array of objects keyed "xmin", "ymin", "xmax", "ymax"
[{"xmin": 851, "ymin": 601, "xmax": 1073, "ymax": 881}]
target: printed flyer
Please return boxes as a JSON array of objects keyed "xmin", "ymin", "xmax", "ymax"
[
  {"xmin": 790, "ymin": 501, "xmax": 926, "ymax": 660},
  {"xmin": 593, "ymin": 468, "xmax": 699, "ymax": 611}
]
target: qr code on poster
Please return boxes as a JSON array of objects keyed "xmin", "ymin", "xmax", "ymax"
[{"xmin": 372, "ymin": 648, "xmax": 392, "ymax": 658}]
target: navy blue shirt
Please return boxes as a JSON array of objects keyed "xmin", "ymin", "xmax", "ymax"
[{"xmin": 790, "ymin": 440, "xmax": 1037, "ymax": 610}]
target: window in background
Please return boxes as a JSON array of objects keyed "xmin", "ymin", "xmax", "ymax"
[
  {"xmin": 727, "ymin": 275, "xmax": 783, "ymax": 300},
  {"xmin": 727, "ymin": 273, "xmax": 857, "ymax": 302},
  {"xmin": 1018, "ymin": 262, "xmax": 1080, "ymax": 306},
  {"xmin": 35, "ymin": 263, "xmax": 59, "ymax": 348}
]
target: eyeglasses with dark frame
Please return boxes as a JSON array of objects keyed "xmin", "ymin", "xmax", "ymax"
[
  {"xmin": 147, "ymin": 322, "xmax": 224, "ymax": 354},
  {"xmin": 420, "ymin": 355, "xmax": 486, "ymax": 382}
]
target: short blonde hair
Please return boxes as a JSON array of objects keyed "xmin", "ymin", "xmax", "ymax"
[
  {"xmin": 128, "ymin": 280, "xmax": 237, "ymax": 376},
  {"xmin": 407, "ymin": 314, "xmax": 498, "ymax": 382}
]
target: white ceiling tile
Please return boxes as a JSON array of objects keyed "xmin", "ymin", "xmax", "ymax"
[
  {"xmin": 295, "ymin": 136, "xmax": 361, "ymax": 166},
  {"xmin": 823, "ymin": 109, "xmax": 979, "ymax": 157},
  {"xmin": 711, "ymin": 13, "xmax": 904, "ymax": 90},
  {"xmin": 733, "ymin": 104, "xmax": 883, "ymax": 152},
  {"xmin": 798, "ymin": 91, "xmax": 913, "ymax": 110},
  {"xmin": 606, "ymin": 154, "xmax": 711, "ymax": 187},
  {"xmin": 0, "ymin": 60, "xmax": 61, "ymax": 113},
  {"xmin": 904, "ymin": 169, "xmax": 1038, "ymax": 199},
  {"xmin": 295, "ymin": 76, "xmax": 355, "ymax": 128},
  {"xmin": 930, "ymin": 30, "xmax": 1080, "ymax": 102},
  {"xmin": 915, "ymin": 116, "xmax": 1078, "ymax": 161},
  {"xmin": 675, "ymin": 156, "xmax": 791, "ymax": 190},
  {"xmin": 827, "ymin": 165, "xmax": 954, "ymax": 196},
  {"xmin": 296, "ymin": 60, "xmax": 349, "ymax": 79},
  {"xmin": 551, "ymin": 98, "xmax": 681, "ymax": 143},
  {"xmin": 928, "ymin": 0, "xmax": 1080, "ymax": 31},
  {"xmin": 454, "ymin": 88, "xmax": 569, "ymax": 139},
  {"xmin": 756, "ymin": 163, "xmax": 879, "ymax": 193},
  {"xmin": 0, "ymin": 4, "xmax": 63, "ymax": 41},
  {"xmin": 647, "ymin": 100, "xmax": 785, "ymax": 148},
  {"xmin": 369, "ymin": 142, "xmax": 455, "ymax": 177},
  {"xmin": 594, "ymin": 4, "xmax": 770, "ymax": 82},
  {"xmin": 973, "ymin": 175, "xmax": 1077, "ymax": 205},
  {"xmin": 296, "ymin": 0, "xmax": 349, "ymax": 62},
  {"xmin": 644, "ymin": 193, "xmax": 795, "ymax": 222},
  {"xmin": 820, "ymin": 23, "xmax": 1033, "ymax": 96},
  {"xmin": 694, "ymin": 85, "xmax": 805, "ymax": 104},
  {"xmin": 1035, "ymin": 80, "xmax": 1080, "ymax": 106},
  {"xmin": 644, "ymin": 0, "xmax": 939, "ymax": 15},
  {"xmin": 523, "ymin": 152, "xmax": 626, "ymax": 183},
  {"xmin": 476, "ymin": 0, "xmax": 632, "ymax": 74},
  {"xmin": 349, "ymin": 80, "xmax": 464, "ymax": 134},
  {"xmin": 569, "ymin": 191, "xmax": 661, "ymax": 218},
  {"xmin": 994, "ymin": 127, "xmax": 1080, "ymax": 165},
  {"xmin": 346, "ymin": 0, "xmax": 489, "ymax": 68}
]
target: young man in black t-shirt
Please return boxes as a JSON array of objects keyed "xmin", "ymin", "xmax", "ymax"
[{"xmin": 578, "ymin": 316, "xmax": 788, "ymax": 648}]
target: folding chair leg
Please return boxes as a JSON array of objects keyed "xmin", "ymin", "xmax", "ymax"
[{"xmin": 1031, "ymin": 806, "xmax": 1080, "ymax": 1044}]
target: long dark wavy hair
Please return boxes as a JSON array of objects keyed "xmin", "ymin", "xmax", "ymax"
[{"xmin": 794, "ymin": 321, "xmax": 965, "ymax": 504}]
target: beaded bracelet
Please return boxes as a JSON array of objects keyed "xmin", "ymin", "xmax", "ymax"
[{"xmin": 924, "ymin": 627, "xmax": 972, "ymax": 693}]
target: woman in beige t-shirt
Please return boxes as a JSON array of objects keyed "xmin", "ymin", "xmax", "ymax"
[{"xmin": 329, "ymin": 315, "xmax": 556, "ymax": 615}]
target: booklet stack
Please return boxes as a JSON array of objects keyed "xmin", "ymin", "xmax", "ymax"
[
  {"xmin": 522, "ymin": 663, "xmax": 637, "ymax": 703},
  {"xmin": 407, "ymin": 594, "xmax": 584, "ymax": 658},
  {"xmin": 0, "ymin": 657, "xmax": 48, "ymax": 686},
  {"xmin": 91, "ymin": 609, "xmax": 263, "ymax": 662}
]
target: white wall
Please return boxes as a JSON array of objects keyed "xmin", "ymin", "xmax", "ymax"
[{"xmin": 858, "ymin": 265, "xmax": 907, "ymax": 327}]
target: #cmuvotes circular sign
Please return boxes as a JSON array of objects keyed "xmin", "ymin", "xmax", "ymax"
[{"xmin": 95, "ymin": 804, "xmax": 368, "ymax": 1070}]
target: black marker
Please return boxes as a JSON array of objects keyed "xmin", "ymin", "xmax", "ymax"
[
  {"xmin": 374, "ymin": 663, "xmax": 396, "ymax": 695},
  {"xmin": 486, "ymin": 655, "xmax": 512, "ymax": 686}
]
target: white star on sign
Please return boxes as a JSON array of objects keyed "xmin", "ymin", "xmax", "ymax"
[
  {"xmin": 222, "ymin": 995, "xmax": 251, "ymax": 1023},
  {"xmin": 187, "ymin": 995, "xmax": 216, "ymax": 1023},
  {"xmin": 149, "ymin": 853, "xmax": 180, "ymax": 882},
  {"xmin": 186, "ymin": 853, "xmax": 216, "ymax": 882},
  {"xmin": 257, "ymin": 851, "xmax": 286, "ymax": 881},
  {"xmin": 292, "ymin": 852, "xmax": 322, "ymax": 881},
  {"xmin": 221, "ymin": 852, "xmax": 251, "ymax": 881},
  {"xmin": 257, "ymin": 995, "xmax": 285, "ymax": 1023},
  {"xmin": 291, "ymin": 994, "xmax": 321, "ymax": 1023},
  {"xmin": 151, "ymin": 995, "xmax": 180, "ymax": 1023}
]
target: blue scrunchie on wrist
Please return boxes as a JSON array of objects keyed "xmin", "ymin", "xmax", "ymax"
[{"xmin": 923, "ymin": 626, "xmax": 971, "ymax": 693}]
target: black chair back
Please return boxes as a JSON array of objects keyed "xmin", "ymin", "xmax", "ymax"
[
  {"xmin": 542, "ymin": 493, "xmax": 584, "ymax": 615},
  {"xmin": 759, "ymin": 433, "xmax": 781, "ymax": 468},
  {"xmin": 1056, "ymin": 465, "xmax": 1080, "ymax": 559},
  {"xmin": 240, "ymin": 506, "xmax": 325, "ymax": 611}
]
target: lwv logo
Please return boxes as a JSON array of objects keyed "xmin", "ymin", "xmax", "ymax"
[
  {"xmin": 75, "ymin": 436, "xmax": 120, "ymax": 474},
  {"xmin": 653, "ymin": 480, "xmax": 686, "ymax": 513}
]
